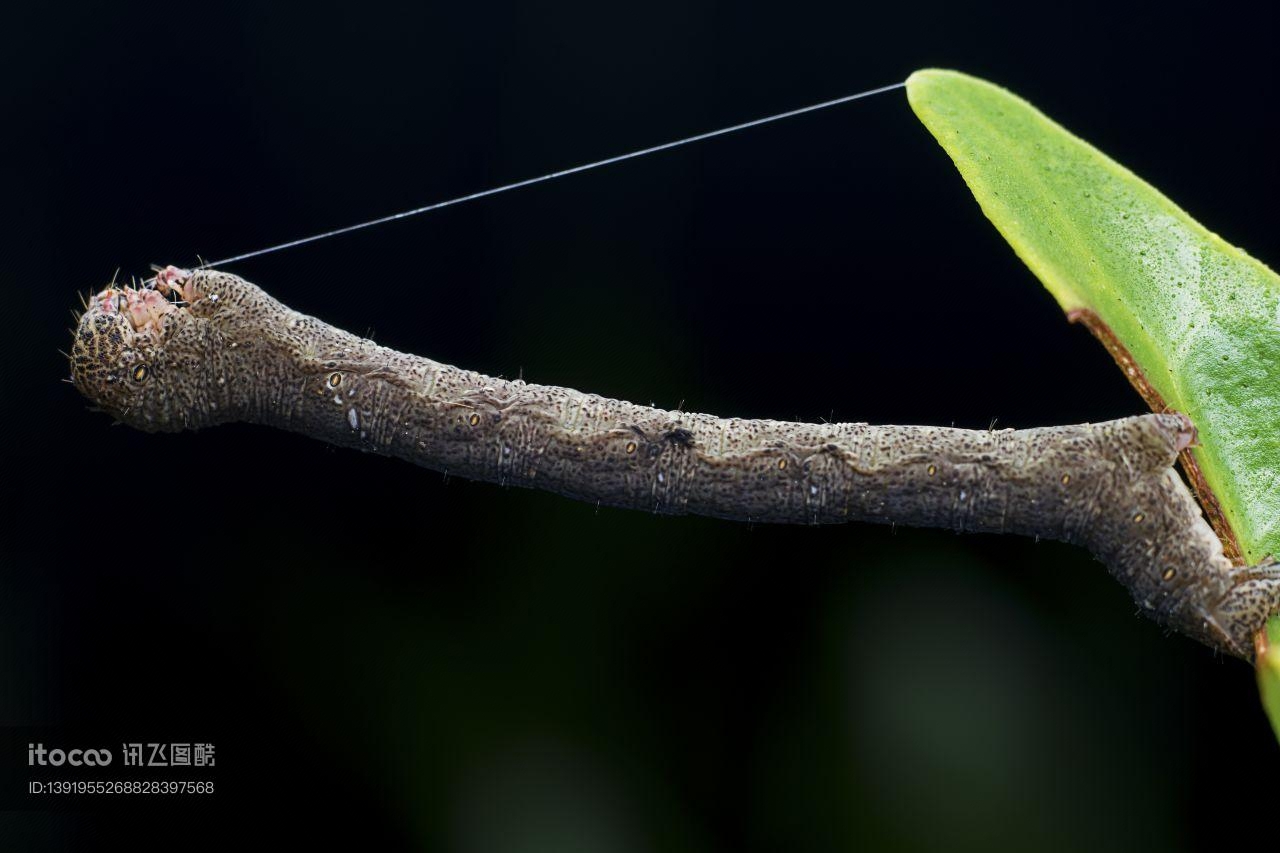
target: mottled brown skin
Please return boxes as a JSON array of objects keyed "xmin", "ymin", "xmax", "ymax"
[{"xmin": 70, "ymin": 268, "xmax": 1280, "ymax": 659}]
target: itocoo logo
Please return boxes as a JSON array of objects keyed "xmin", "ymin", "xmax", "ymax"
[{"xmin": 27, "ymin": 743, "xmax": 113, "ymax": 766}]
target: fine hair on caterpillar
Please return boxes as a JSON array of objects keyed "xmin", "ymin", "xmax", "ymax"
[{"xmin": 68, "ymin": 266, "xmax": 1280, "ymax": 660}]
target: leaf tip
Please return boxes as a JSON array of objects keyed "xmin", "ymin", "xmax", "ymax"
[{"xmin": 906, "ymin": 68, "xmax": 997, "ymax": 108}]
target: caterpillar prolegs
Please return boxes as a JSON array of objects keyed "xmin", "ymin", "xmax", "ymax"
[{"xmin": 69, "ymin": 267, "xmax": 1280, "ymax": 658}]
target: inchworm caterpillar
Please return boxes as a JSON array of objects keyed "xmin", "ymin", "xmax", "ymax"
[{"xmin": 69, "ymin": 266, "xmax": 1280, "ymax": 659}]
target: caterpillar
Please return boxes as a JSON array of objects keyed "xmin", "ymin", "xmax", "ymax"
[{"xmin": 69, "ymin": 266, "xmax": 1280, "ymax": 658}]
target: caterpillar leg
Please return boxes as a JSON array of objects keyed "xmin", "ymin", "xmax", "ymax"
[{"xmin": 1204, "ymin": 562, "xmax": 1280, "ymax": 658}]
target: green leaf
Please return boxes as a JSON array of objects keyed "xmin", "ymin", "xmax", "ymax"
[
  {"xmin": 905, "ymin": 69, "xmax": 1280, "ymax": 730},
  {"xmin": 1262, "ymin": 619, "xmax": 1280, "ymax": 742}
]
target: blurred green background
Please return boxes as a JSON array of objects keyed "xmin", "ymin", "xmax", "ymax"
[{"xmin": 2, "ymin": 1, "xmax": 1277, "ymax": 849}]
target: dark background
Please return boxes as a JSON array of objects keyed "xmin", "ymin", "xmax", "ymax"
[{"xmin": 2, "ymin": 1, "xmax": 1277, "ymax": 850}]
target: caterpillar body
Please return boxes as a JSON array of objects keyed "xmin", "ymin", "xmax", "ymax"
[{"xmin": 69, "ymin": 267, "xmax": 1280, "ymax": 658}]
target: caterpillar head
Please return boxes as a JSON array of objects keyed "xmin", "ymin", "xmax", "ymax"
[{"xmin": 69, "ymin": 266, "xmax": 209, "ymax": 430}]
